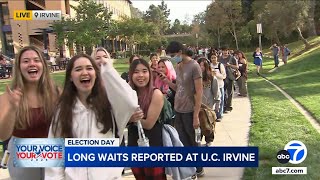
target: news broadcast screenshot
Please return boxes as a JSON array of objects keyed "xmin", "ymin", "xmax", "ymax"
[{"xmin": 0, "ymin": 0, "xmax": 319, "ymax": 180}]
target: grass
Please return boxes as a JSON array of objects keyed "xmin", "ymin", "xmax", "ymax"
[
  {"xmin": 244, "ymin": 58, "xmax": 320, "ymax": 179},
  {"xmin": 263, "ymin": 36, "xmax": 320, "ymax": 57},
  {"xmin": 244, "ymin": 35, "xmax": 320, "ymax": 179},
  {"xmin": 266, "ymin": 46, "xmax": 320, "ymax": 122}
]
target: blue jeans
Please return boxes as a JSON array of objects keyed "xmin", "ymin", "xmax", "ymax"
[
  {"xmin": 274, "ymin": 55, "xmax": 279, "ymax": 67},
  {"xmin": 216, "ymin": 87, "xmax": 224, "ymax": 119}
]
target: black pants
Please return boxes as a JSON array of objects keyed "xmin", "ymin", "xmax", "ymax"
[
  {"xmin": 224, "ymin": 78, "xmax": 234, "ymax": 110},
  {"xmin": 175, "ymin": 112, "xmax": 203, "ymax": 173}
]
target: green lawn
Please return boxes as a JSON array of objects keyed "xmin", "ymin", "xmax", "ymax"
[
  {"xmin": 266, "ymin": 46, "xmax": 320, "ymax": 122},
  {"xmin": 244, "ymin": 38, "xmax": 320, "ymax": 179},
  {"xmin": 263, "ymin": 36, "xmax": 320, "ymax": 57}
]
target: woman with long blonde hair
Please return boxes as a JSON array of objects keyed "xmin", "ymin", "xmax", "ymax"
[{"xmin": 0, "ymin": 46, "xmax": 59, "ymax": 179}]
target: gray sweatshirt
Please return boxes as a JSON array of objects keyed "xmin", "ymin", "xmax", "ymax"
[{"xmin": 202, "ymin": 77, "xmax": 220, "ymax": 109}]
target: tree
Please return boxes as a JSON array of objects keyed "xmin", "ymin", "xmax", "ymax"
[
  {"xmin": 167, "ymin": 19, "xmax": 182, "ymax": 34},
  {"xmin": 205, "ymin": 2, "xmax": 228, "ymax": 48},
  {"xmin": 53, "ymin": 0, "xmax": 113, "ymax": 55},
  {"xmin": 116, "ymin": 18, "xmax": 154, "ymax": 53},
  {"xmin": 130, "ymin": 4, "xmax": 143, "ymax": 18},
  {"xmin": 306, "ymin": 0, "xmax": 317, "ymax": 36},
  {"xmin": 143, "ymin": 1, "xmax": 170, "ymax": 35},
  {"xmin": 51, "ymin": 17, "xmax": 70, "ymax": 57},
  {"xmin": 205, "ymin": 0, "xmax": 244, "ymax": 49},
  {"xmin": 252, "ymin": 0, "xmax": 312, "ymax": 48}
]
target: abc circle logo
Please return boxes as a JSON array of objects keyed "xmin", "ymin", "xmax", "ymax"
[{"xmin": 277, "ymin": 140, "xmax": 307, "ymax": 164}]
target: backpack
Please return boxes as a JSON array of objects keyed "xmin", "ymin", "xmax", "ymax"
[
  {"xmin": 158, "ymin": 96, "xmax": 174, "ymax": 125},
  {"xmin": 226, "ymin": 56, "xmax": 241, "ymax": 81},
  {"xmin": 199, "ymin": 103, "xmax": 216, "ymax": 137}
]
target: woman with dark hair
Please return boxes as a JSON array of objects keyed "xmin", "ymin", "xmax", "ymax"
[
  {"xmin": 127, "ymin": 58, "xmax": 166, "ymax": 180},
  {"xmin": 121, "ymin": 54, "xmax": 141, "ymax": 83},
  {"xmin": 46, "ymin": 54, "xmax": 142, "ymax": 179},
  {"xmin": 237, "ymin": 51, "xmax": 248, "ymax": 97},
  {"xmin": 197, "ymin": 58, "xmax": 219, "ymax": 146},
  {"xmin": 0, "ymin": 46, "xmax": 59, "ymax": 179}
]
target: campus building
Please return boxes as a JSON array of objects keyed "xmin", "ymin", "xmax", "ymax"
[{"xmin": 0, "ymin": 0, "xmax": 132, "ymax": 58}]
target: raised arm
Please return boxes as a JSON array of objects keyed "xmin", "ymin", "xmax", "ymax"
[{"xmin": 0, "ymin": 86, "xmax": 22, "ymax": 141}]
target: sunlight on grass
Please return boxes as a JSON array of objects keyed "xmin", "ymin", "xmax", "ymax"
[
  {"xmin": 268, "ymin": 46, "xmax": 320, "ymax": 121},
  {"xmin": 244, "ymin": 62, "xmax": 320, "ymax": 180}
]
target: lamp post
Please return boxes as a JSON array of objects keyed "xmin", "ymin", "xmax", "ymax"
[
  {"xmin": 256, "ymin": 23, "xmax": 262, "ymax": 50},
  {"xmin": 196, "ymin": 33, "xmax": 199, "ymax": 48}
]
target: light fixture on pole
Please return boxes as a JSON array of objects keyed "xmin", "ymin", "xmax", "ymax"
[
  {"xmin": 256, "ymin": 23, "xmax": 262, "ymax": 50},
  {"xmin": 196, "ymin": 33, "xmax": 199, "ymax": 48}
]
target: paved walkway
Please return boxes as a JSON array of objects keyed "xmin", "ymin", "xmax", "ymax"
[{"xmin": 0, "ymin": 93, "xmax": 252, "ymax": 180}]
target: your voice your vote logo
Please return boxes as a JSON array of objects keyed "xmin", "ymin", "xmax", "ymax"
[{"xmin": 276, "ymin": 140, "xmax": 307, "ymax": 164}]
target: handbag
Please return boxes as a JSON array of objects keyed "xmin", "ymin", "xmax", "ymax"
[
  {"xmin": 137, "ymin": 121, "xmax": 150, "ymax": 147},
  {"xmin": 226, "ymin": 56, "xmax": 241, "ymax": 81},
  {"xmin": 199, "ymin": 103, "xmax": 216, "ymax": 137}
]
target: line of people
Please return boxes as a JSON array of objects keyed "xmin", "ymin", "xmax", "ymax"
[{"xmin": 0, "ymin": 42, "xmax": 249, "ymax": 180}]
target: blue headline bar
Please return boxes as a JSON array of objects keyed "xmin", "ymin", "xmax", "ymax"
[{"xmin": 65, "ymin": 147, "xmax": 259, "ymax": 167}]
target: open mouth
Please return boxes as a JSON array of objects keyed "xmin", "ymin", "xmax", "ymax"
[
  {"xmin": 137, "ymin": 79, "xmax": 146, "ymax": 84},
  {"xmin": 80, "ymin": 78, "xmax": 91, "ymax": 85},
  {"xmin": 28, "ymin": 69, "xmax": 38, "ymax": 76}
]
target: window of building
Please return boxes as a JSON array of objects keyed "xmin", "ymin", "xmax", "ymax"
[
  {"xmin": 0, "ymin": 3, "xmax": 10, "ymax": 25},
  {"xmin": 25, "ymin": 0, "xmax": 46, "ymax": 10}
]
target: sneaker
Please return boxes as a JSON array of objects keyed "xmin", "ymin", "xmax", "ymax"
[
  {"xmin": 216, "ymin": 118, "xmax": 222, "ymax": 122},
  {"xmin": 196, "ymin": 169, "xmax": 205, "ymax": 177},
  {"xmin": 206, "ymin": 142, "xmax": 212, "ymax": 147},
  {"xmin": 191, "ymin": 175, "xmax": 198, "ymax": 180}
]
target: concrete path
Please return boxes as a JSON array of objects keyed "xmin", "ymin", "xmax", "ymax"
[{"xmin": 0, "ymin": 94, "xmax": 252, "ymax": 180}]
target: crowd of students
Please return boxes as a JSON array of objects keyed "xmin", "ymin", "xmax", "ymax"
[{"xmin": 0, "ymin": 41, "xmax": 250, "ymax": 180}]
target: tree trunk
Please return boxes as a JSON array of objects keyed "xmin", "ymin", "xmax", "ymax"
[
  {"xmin": 231, "ymin": 22, "xmax": 239, "ymax": 50},
  {"xmin": 274, "ymin": 31, "xmax": 281, "ymax": 46},
  {"xmin": 296, "ymin": 26, "xmax": 310, "ymax": 48},
  {"xmin": 233, "ymin": 28, "xmax": 239, "ymax": 50},
  {"xmin": 85, "ymin": 46, "xmax": 93, "ymax": 55},
  {"xmin": 307, "ymin": 0, "xmax": 317, "ymax": 36}
]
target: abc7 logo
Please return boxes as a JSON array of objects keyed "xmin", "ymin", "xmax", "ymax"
[{"xmin": 277, "ymin": 140, "xmax": 307, "ymax": 164}]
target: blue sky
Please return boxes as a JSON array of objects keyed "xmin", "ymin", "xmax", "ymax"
[{"xmin": 131, "ymin": 0, "xmax": 212, "ymax": 24}]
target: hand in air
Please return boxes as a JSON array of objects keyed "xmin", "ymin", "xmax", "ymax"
[{"xmin": 6, "ymin": 85, "xmax": 22, "ymax": 110}]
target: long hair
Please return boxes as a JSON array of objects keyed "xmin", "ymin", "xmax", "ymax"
[
  {"xmin": 52, "ymin": 54, "xmax": 112, "ymax": 137},
  {"xmin": 129, "ymin": 59, "xmax": 154, "ymax": 115},
  {"xmin": 197, "ymin": 58, "xmax": 213, "ymax": 83},
  {"xmin": 12, "ymin": 46, "xmax": 58, "ymax": 129},
  {"xmin": 237, "ymin": 51, "xmax": 247, "ymax": 61},
  {"xmin": 91, "ymin": 47, "xmax": 111, "ymax": 60},
  {"xmin": 154, "ymin": 58, "xmax": 176, "ymax": 94},
  {"xmin": 129, "ymin": 54, "xmax": 141, "ymax": 64}
]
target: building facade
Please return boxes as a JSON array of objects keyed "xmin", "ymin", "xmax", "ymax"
[{"xmin": 0, "ymin": 0, "xmax": 131, "ymax": 58}]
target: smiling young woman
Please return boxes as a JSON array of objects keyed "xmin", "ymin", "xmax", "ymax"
[{"xmin": 0, "ymin": 46, "xmax": 59, "ymax": 179}]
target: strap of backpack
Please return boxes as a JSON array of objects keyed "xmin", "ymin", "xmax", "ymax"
[{"xmin": 218, "ymin": 62, "xmax": 221, "ymax": 73}]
